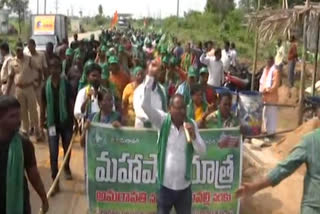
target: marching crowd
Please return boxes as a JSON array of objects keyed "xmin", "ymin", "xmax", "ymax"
[{"xmin": 0, "ymin": 27, "xmax": 318, "ymax": 214}]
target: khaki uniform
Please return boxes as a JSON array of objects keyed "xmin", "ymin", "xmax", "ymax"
[
  {"xmin": 9, "ymin": 55, "xmax": 38, "ymax": 134},
  {"xmin": 26, "ymin": 51, "xmax": 48, "ymax": 106},
  {"xmin": 0, "ymin": 54, "xmax": 14, "ymax": 95}
]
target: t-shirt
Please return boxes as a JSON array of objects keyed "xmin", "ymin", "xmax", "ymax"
[
  {"xmin": 0, "ymin": 134, "xmax": 37, "ymax": 214},
  {"xmin": 41, "ymin": 79, "xmax": 73, "ymax": 127}
]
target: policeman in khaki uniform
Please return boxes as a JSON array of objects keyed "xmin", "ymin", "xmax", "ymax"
[
  {"xmin": 5, "ymin": 43, "xmax": 40, "ymax": 139},
  {"xmin": 25, "ymin": 39, "xmax": 48, "ymax": 105}
]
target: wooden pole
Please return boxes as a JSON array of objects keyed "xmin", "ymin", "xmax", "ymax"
[
  {"xmin": 251, "ymin": 0, "xmax": 261, "ymax": 91},
  {"xmin": 298, "ymin": 15, "xmax": 308, "ymax": 125},
  {"xmin": 312, "ymin": 15, "xmax": 320, "ymax": 96}
]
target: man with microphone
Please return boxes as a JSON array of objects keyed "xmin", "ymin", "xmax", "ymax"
[{"xmin": 141, "ymin": 60, "xmax": 206, "ymax": 214}]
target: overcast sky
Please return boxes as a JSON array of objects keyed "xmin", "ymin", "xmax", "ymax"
[{"xmin": 28, "ymin": 0, "xmax": 207, "ymax": 18}]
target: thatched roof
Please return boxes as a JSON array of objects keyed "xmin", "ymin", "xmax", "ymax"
[{"xmin": 247, "ymin": 4, "xmax": 320, "ymax": 41}]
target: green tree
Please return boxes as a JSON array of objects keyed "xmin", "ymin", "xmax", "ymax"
[
  {"xmin": 205, "ymin": 0, "xmax": 234, "ymax": 15},
  {"xmin": 98, "ymin": 4, "xmax": 103, "ymax": 16},
  {"xmin": 6, "ymin": 0, "xmax": 28, "ymax": 34}
]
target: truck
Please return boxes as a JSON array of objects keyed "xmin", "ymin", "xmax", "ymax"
[{"xmin": 30, "ymin": 14, "xmax": 68, "ymax": 52}]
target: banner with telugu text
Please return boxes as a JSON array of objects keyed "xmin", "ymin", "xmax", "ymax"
[{"xmin": 86, "ymin": 123, "xmax": 242, "ymax": 214}]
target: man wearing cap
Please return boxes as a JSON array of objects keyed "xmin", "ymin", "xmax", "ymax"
[
  {"xmin": 40, "ymin": 55, "xmax": 74, "ymax": 193},
  {"xmin": 67, "ymin": 53, "xmax": 83, "ymax": 101},
  {"xmin": 176, "ymin": 66, "xmax": 198, "ymax": 105},
  {"xmin": 199, "ymin": 67, "xmax": 217, "ymax": 105},
  {"xmin": 133, "ymin": 62, "xmax": 167, "ymax": 128},
  {"xmin": 109, "ymin": 56, "xmax": 130, "ymax": 98},
  {"xmin": 74, "ymin": 63, "xmax": 105, "ymax": 120},
  {"xmin": 62, "ymin": 48, "xmax": 74, "ymax": 78},
  {"xmin": 118, "ymin": 44, "xmax": 131, "ymax": 74},
  {"xmin": 95, "ymin": 45, "xmax": 107, "ymax": 65},
  {"xmin": 6, "ymin": 43, "xmax": 40, "ymax": 138}
]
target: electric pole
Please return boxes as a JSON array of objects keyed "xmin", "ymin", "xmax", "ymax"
[
  {"xmin": 44, "ymin": 0, "xmax": 47, "ymax": 14},
  {"xmin": 177, "ymin": 0, "xmax": 180, "ymax": 17},
  {"xmin": 55, "ymin": 0, "xmax": 58, "ymax": 14},
  {"xmin": 37, "ymin": 0, "xmax": 39, "ymax": 14}
]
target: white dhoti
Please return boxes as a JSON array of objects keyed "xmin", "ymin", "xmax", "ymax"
[{"xmin": 263, "ymin": 106, "xmax": 278, "ymax": 135}]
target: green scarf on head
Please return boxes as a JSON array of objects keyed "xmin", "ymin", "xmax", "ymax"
[
  {"xmin": 46, "ymin": 77, "xmax": 68, "ymax": 127},
  {"xmin": 157, "ymin": 114, "xmax": 194, "ymax": 185},
  {"xmin": 187, "ymin": 100, "xmax": 208, "ymax": 121},
  {"xmin": 78, "ymin": 60, "xmax": 94, "ymax": 91},
  {"xmin": 6, "ymin": 133, "xmax": 24, "ymax": 214}
]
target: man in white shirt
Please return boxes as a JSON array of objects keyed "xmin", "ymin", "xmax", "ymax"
[
  {"xmin": 221, "ymin": 41, "xmax": 232, "ymax": 72},
  {"xmin": 133, "ymin": 64, "xmax": 167, "ymax": 128},
  {"xmin": 74, "ymin": 63, "xmax": 104, "ymax": 120},
  {"xmin": 230, "ymin": 42, "xmax": 237, "ymax": 67},
  {"xmin": 275, "ymin": 39, "xmax": 285, "ymax": 73},
  {"xmin": 142, "ymin": 60, "xmax": 206, "ymax": 214},
  {"xmin": 0, "ymin": 42, "xmax": 13, "ymax": 95},
  {"xmin": 200, "ymin": 48, "xmax": 224, "ymax": 87}
]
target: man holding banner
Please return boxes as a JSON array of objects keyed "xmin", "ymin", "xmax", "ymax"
[{"xmin": 142, "ymin": 60, "xmax": 206, "ymax": 214}]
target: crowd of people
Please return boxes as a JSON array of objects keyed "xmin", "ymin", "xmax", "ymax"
[{"xmin": 0, "ymin": 27, "xmax": 315, "ymax": 214}]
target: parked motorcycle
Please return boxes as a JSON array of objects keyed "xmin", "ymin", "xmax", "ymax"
[
  {"xmin": 224, "ymin": 64, "xmax": 263, "ymax": 92},
  {"xmin": 302, "ymin": 96, "xmax": 320, "ymax": 123}
]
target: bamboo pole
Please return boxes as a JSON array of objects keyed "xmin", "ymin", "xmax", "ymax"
[
  {"xmin": 38, "ymin": 134, "xmax": 76, "ymax": 214},
  {"xmin": 251, "ymin": 0, "xmax": 261, "ymax": 91},
  {"xmin": 298, "ymin": 15, "xmax": 308, "ymax": 125},
  {"xmin": 312, "ymin": 15, "xmax": 320, "ymax": 96}
]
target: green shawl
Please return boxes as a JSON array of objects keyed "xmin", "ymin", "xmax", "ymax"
[
  {"xmin": 157, "ymin": 83, "xmax": 167, "ymax": 112},
  {"xmin": 157, "ymin": 114, "xmax": 194, "ymax": 185},
  {"xmin": 6, "ymin": 133, "xmax": 24, "ymax": 214},
  {"xmin": 187, "ymin": 100, "xmax": 208, "ymax": 121},
  {"xmin": 46, "ymin": 77, "xmax": 68, "ymax": 127},
  {"xmin": 92, "ymin": 111, "xmax": 119, "ymax": 123}
]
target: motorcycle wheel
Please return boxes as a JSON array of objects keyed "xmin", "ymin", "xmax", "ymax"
[{"xmin": 302, "ymin": 107, "xmax": 317, "ymax": 123}]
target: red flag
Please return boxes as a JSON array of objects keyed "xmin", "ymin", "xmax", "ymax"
[{"xmin": 111, "ymin": 11, "xmax": 118, "ymax": 28}]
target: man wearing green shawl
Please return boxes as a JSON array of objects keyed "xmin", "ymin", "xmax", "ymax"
[
  {"xmin": 61, "ymin": 48, "xmax": 74, "ymax": 77},
  {"xmin": 176, "ymin": 66, "xmax": 197, "ymax": 105},
  {"xmin": 74, "ymin": 63, "xmax": 106, "ymax": 120},
  {"xmin": 237, "ymin": 107, "xmax": 320, "ymax": 214},
  {"xmin": 141, "ymin": 60, "xmax": 206, "ymax": 214},
  {"xmin": 0, "ymin": 96, "xmax": 48, "ymax": 214},
  {"xmin": 40, "ymin": 55, "xmax": 74, "ymax": 194}
]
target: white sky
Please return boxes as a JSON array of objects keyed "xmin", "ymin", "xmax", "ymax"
[{"xmin": 28, "ymin": 0, "xmax": 207, "ymax": 18}]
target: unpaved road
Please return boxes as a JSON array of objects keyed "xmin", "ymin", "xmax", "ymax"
[{"xmin": 29, "ymin": 31, "xmax": 303, "ymax": 214}]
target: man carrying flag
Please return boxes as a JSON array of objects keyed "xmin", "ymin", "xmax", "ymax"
[{"xmin": 141, "ymin": 60, "xmax": 206, "ymax": 214}]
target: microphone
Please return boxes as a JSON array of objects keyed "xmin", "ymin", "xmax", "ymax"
[{"xmin": 183, "ymin": 122, "xmax": 192, "ymax": 144}]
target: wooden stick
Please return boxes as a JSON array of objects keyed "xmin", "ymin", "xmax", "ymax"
[
  {"xmin": 245, "ymin": 129, "xmax": 294, "ymax": 139},
  {"xmin": 38, "ymin": 134, "xmax": 76, "ymax": 214},
  {"xmin": 263, "ymin": 103, "xmax": 297, "ymax": 108}
]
